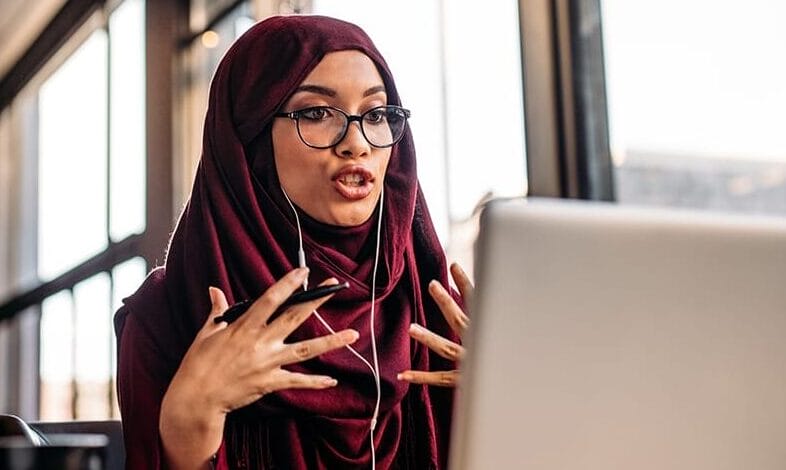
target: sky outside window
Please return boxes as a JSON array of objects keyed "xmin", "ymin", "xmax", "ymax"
[{"xmin": 38, "ymin": 30, "xmax": 108, "ymax": 281}]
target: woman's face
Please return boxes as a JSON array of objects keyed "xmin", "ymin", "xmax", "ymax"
[{"xmin": 272, "ymin": 50, "xmax": 392, "ymax": 227}]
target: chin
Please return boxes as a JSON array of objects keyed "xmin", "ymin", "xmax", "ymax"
[
  {"xmin": 328, "ymin": 206, "xmax": 375, "ymax": 227},
  {"xmin": 333, "ymin": 214, "xmax": 369, "ymax": 227}
]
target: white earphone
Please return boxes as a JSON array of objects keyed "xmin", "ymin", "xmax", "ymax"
[{"xmin": 280, "ymin": 186, "xmax": 384, "ymax": 469}]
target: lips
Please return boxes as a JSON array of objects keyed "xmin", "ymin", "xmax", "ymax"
[{"xmin": 332, "ymin": 165, "xmax": 375, "ymax": 200}]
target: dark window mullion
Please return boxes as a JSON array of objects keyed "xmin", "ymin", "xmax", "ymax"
[
  {"xmin": 518, "ymin": 0, "xmax": 613, "ymax": 200},
  {"xmin": 106, "ymin": 17, "xmax": 112, "ymax": 246},
  {"xmin": 107, "ymin": 269, "xmax": 116, "ymax": 418},
  {"xmin": 69, "ymin": 288, "xmax": 78, "ymax": 420},
  {"xmin": 105, "ymin": 14, "xmax": 114, "ymax": 420}
]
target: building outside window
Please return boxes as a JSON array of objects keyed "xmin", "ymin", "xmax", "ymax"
[{"xmin": 602, "ymin": 0, "xmax": 786, "ymax": 215}]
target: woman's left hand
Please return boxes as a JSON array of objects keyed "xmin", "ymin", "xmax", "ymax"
[{"xmin": 397, "ymin": 262, "xmax": 472, "ymax": 388}]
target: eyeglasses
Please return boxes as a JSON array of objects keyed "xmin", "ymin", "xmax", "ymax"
[{"xmin": 274, "ymin": 105, "xmax": 411, "ymax": 149}]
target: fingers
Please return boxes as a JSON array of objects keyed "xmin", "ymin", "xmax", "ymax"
[
  {"xmin": 199, "ymin": 287, "xmax": 230, "ymax": 336},
  {"xmin": 450, "ymin": 262, "xmax": 474, "ymax": 306},
  {"xmin": 409, "ymin": 323, "xmax": 465, "ymax": 361},
  {"xmin": 268, "ymin": 278, "xmax": 341, "ymax": 338},
  {"xmin": 428, "ymin": 280, "xmax": 469, "ymax": 336},
  {"xmin": 265, "ymin": 370, "xmax": 339, "ymax": 393},
  {"xmin": 397, "ymin": 369, "xmax": 459, "ymax": 388},
  {"xmin": 242, "ymin": 268, "xmax": 310, "ymax": 328},
  {"xmin": 277, "ymin": 329, "xmax": 359, "ymax": 366}
]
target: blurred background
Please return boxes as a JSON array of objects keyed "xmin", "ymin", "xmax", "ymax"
[{"xmin": 0, "ymin": 0, "xmax": 784, "ymax": 423}]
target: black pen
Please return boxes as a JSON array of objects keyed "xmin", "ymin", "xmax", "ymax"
[{"xmin": 214, "ymin": 281, "xmax": 350, "ymax": 324}]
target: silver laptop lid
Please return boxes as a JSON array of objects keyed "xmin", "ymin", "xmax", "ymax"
[{"xmin": 450, "ymin": 197, "xmax": 786, "ymax": 470}]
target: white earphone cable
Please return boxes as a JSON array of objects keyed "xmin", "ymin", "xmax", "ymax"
[
  {"xmin": 280, "ymin": 188, "xmax": 309, "ymax": 289},
  {"xmin": 367, "ymin": 186, "xmax": 384, "ymax": 469},
  {"xmin": 280, "ymin": 186, "xmax": 384, "ymax": 469}
]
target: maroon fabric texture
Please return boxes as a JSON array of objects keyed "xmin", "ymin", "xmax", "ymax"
[{"xmin": 115, "ymin": 15, "xmax": 458, "ymax": 469}]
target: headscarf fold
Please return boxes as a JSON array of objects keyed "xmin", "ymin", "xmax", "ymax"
[{"xmin": 116, "ymin": 15, "xmax": 458, "ymax": 469}]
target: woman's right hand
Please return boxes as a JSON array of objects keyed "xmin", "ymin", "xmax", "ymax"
[{"xmin": 159, "ymin": 268, "xmax": 358, "ymax": 469}]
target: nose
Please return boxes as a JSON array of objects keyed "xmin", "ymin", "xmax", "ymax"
[{"xmin": 334, "ymin": 120, "xmax": 371, "ymax": 159}]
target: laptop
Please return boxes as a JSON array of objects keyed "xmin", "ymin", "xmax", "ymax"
[{"xmin": 449, "ymin": 197, "xmax": 786, "ymax": 470}]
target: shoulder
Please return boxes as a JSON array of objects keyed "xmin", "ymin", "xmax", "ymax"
[
  {"xmin": 114, "ymin": 266, "xmax": 189, "ymax": 363},
  {"xmin": 114, "ymin": 267, "xmax": 168, "ymax": 336},
  {"xmin": 131, "ymin": 266, "xmax": 168, "ymax": 305}
]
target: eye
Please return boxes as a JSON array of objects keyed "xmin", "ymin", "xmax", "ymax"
[
  {"xmin": 299, "ymin": 107, "xmax": 333, "ymax": 121},
  {"xmin": 363, "ymin": 108, "xmax": 387, "ymax": 124}
]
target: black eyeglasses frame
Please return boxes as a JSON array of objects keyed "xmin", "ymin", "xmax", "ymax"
[{"xmin": 273, "ymin": 105, "xmax": 411, "ymax": 149}]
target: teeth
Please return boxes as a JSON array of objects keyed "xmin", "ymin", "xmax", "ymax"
[{"xmin": 340, "ymin": 174, "xmax": 365, "ymax": 186}]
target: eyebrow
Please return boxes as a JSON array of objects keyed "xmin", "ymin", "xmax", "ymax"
[
  {"xmin": 294, "ymin": 84, "xmax": 386, "ymax": 98},
  {"xmin": 362, "ymin": 85, "xmax": 386, "ymax": 97}
]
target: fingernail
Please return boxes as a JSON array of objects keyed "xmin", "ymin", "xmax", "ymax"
[
  {"xmin": 294, "ymin": 267, "xmax": 309, "ymax": 278},
  {"xmin": 208, "ymin": 286, "xmax": 218, "ymax": 303},
  {"xmin": 396, "ymin": 373, "xmax": 406, "ymax": 381},
  {"xmin": 323, "ymin": 378, "xmax": 338, "ymax": 386},
  {"xmin": 409, "ymin": 323, "xmax": 423, "ymax": 333},
  {"xmin": 344, "ymin": 329, "xmax": 360, "ymax": 342}
]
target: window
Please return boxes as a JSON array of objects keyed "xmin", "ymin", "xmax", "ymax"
[
  {"xmin": 176, "ymin": 2, "xmax": 254, "ymax": 204},
  {"xmin": 310, "ymin": 0, "xmax": 527, "ymax": 269},
  {"xmin": 602, "ymin": 0, "xmax": 786, "ymax": 215},
  {"xmin": 38, "ymin": 30, "xmax": 108, "ymax": 281},
  {"xmin": 110, "ymin": 0, "xmax": 147, "ymax": 242},
  {"xmin": 32, "ymin": 0, "xmax": 147, "ymax": 420}
]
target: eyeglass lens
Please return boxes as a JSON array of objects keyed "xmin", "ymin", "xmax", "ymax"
[{"xmin": 297, "ymin": 107, "xmax": 408, "ymax": 148}]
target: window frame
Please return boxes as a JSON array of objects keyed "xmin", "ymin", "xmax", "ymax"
[
  {"xmin": 518, "ymin": 0, "xmax": 614, "ymax": 200},
  {"xmin": 0, "ymin": 0, "xmax": 186, "ymax": 419}
]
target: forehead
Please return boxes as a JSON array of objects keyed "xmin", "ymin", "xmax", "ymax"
[{"xmin": 299, "ymin": 50, "xmax": 385, "ymax": 92}]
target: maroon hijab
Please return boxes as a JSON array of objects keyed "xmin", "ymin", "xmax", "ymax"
[{"xmin": 115, "ymin": 15, "xmax": 457, "ymax": 469}]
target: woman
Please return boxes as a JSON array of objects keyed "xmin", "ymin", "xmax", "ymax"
[{"xmin": 115, "ymin": 14, "xmax": 470, "ymax": 470}]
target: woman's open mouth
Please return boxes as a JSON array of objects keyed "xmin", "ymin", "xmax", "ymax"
[{"xmin": 332, "ymin": 166, "xmax": 375, "ymax": 200}]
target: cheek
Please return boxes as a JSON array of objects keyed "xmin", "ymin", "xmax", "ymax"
[
  {"xmin": 271, "ymin": 123, "xmax": 288, "ymax": 172},
  {"xmin": 378, "ymin": 151, "xmax": 392, "ymax": 181},
  {"xmin": 272, "ymin": 124, "xmax": 308, "ymax": 187}
]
